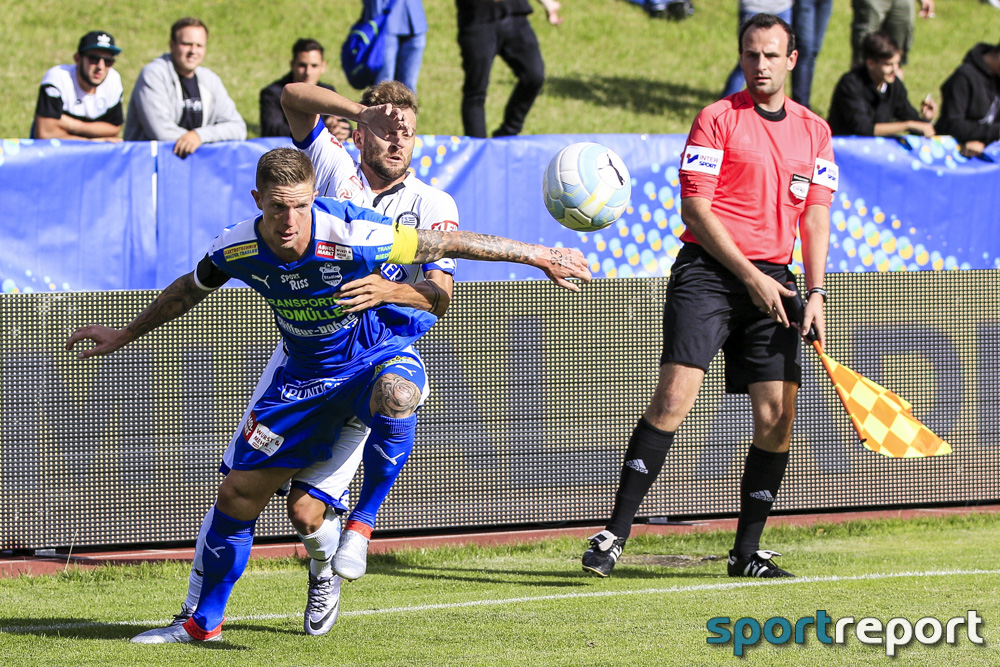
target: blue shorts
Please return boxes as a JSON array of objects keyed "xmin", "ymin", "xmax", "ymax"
[
  {"xmin": 660, "ymin": 243, "xmax": 802, "ymax": 394},
  {"xmin": 228, "ymin": 349, "xmax": 428, "ymax": 471}
]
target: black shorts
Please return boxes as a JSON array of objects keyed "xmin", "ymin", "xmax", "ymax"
[{"xmin": 660, "ymin": 243, "xmax": 802, "ymax": 394}]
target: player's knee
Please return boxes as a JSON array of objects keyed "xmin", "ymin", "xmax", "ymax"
[
  {"xmin": 370, "ymin": 373, "xmax": 421, "ymax": 418},
  {"xmin": 759, "ymin": 402, "xmax": 796, "ymax": 440},
  {"xmin": 286, "ymin": 491, "xmax": 326, "ymax": 534}
]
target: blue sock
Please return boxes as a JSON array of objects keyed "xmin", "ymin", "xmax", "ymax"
[
  {"xmin": 192, "ymin": 506, "xmax": 256, "ymax": 633},
  {"xmin": 348, "ymin": 413, "xmax": 417, "ymax": 528}
]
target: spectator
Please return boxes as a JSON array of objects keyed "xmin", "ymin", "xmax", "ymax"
[
  {"xmin": 792, "ymin": 0, "xmax": 833, "ymax": 109},
  {"xmin": 936, "ymin": 38, "xmax": 1000, "ymax": 158},
  {"xmin": 124, "ymin": 17, "xmax": 246, "ymax": 158},
  {"xmin": 371, "ymin": 0, "xmax": 427, "ymax": 93},
  {"xmin": 32, "ymin": 31, "xmax": 124, "ymax": 142},
  {"xmin": 851, "ymin": 0, "xmax": 934, "ymax": 68},
  {"xmin": 721, "ymin": 2, "xmax": 793, "ymax": 99},
  {"xmin": 457, "ymin": 0, "xmax": 562, "ymax": 138},
  {"xmin": 828, "ymin": 32, "xmax": 936, "ymax": 137},
  {"xmin": 259, "ymin": 38, "xmax": 338, "ymax": 138}
]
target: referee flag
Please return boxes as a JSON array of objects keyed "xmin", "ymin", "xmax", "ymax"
[{"xmin": 812, "ymin": 340, "xmax": 951, "ymax": 458}]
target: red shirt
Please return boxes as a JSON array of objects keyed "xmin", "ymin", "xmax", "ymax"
[{"xmin": 679, "ymin": 91, "xmax": 838, "ymax": 264}]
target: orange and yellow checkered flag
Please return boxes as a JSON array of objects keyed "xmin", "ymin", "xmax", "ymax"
[{"xmin": 812, "ymin": 340, "xmax": 951, "ymax": 458}]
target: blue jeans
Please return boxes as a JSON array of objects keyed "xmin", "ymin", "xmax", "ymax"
[
  {"xmin": 792, "ymin": 0, "xmax": 833, "ymax": 109},
  {"xmin": 376, "ymin": 31, "xmax": 426, "ymax": 93},
  {"xmin": 721, "ymin": 7, "xmax": 794, "ymax": 99}
]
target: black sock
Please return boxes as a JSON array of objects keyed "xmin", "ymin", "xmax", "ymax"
[
  {"xmin": 605, "ymin": 418, "xmax": 675, "ymax": 538},
  {"xmin": 733, "ymin": 445, "xmax": 790, "ymax": 558}
]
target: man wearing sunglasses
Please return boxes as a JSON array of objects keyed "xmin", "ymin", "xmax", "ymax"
[{"xmin": 31, "ymin": 31, "xmax": 124, "ymax": 142}]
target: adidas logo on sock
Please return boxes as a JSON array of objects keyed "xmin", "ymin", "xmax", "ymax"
[
  {"xmin": 625, "ymin": 459, "xmax": 649, "ymax": 474},
  {"xmin": 750, "ymin": 490, "xmax": 775, "ymax": 502}
]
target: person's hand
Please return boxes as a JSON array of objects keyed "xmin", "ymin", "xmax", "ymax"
[
  {"xmin": 538, "ymin": 0, "xmax": 562, "ymax": 25},
  {"xmin": 910, "ymin": 120, "xmax": 936, "ymax": 138},
  {"xmin": 535, "ymin": 246, "xmax": 590, "ymax": 291},
  {"xmin": 335, "ymin": 273, "xmax": 398, "ymax": 312},
  {"xmin": 66, "ymin": 325, "xmax": 132, "ymax": 359},
  {"xmin": 802, "ymin": 293, "xmax": 826, "ymax": 349},
  {"xmin": 174, "ymin": 130, "xmax": 203, "ymax": 158},
  {"xmin": 921, "ymin": 94, "xmax": 938, "ymax": 120},
  {"xmin": 960, "ymin": 140, "xmax": 986, "ymax": 158},
  {"xmin": 918, "ymin": 0, "xmax": 934, "ymax": 18},
  {"xmin": 358, "ymin": 104, "xmax": 413, "ymax": 142},
  {"xmin": 324, "ymin": 115, "xmax": 353, "ymax": 143},
  {"xmin": 745, "ymin": 272, "xmax": 798, "ymax": 328}
]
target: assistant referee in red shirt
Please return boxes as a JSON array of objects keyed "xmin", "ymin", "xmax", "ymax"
[{"xmin": 583, "ymin": 13, "xmax": 838, "ymax": 579}]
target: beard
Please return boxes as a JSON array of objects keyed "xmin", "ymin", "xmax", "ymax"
[{"xmin": 361, "ymin": 141, "xmax": 410, "ymax": 183}]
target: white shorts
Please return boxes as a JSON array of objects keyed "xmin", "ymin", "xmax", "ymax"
[{"xmin": 220, "ymin": 342, "xmax": 428, "ymax": 511}]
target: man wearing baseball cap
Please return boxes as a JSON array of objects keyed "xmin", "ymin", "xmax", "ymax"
[{"xmin": 31, "ymin": 30, "xmax": 124, "ymax": 142}]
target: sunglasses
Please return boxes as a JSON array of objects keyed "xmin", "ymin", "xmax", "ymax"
[{"xmin": 84, "ymin": 54, "xmax": 116, "ymax": 67}]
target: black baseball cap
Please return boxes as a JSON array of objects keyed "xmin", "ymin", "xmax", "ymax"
[{"xmin": 78, "ymin": 31, "xmax": 122, "ymax": 55}]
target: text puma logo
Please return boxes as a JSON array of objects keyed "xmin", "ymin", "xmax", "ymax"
[{"xmin": 251, "ymin": 274, "xmax": 270, "ymax": 289}]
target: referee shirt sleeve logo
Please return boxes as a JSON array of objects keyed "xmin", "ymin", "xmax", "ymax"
[
  {"xmin": 812, "ymin": 158, "xmax": 839, "ymax": 191},
  {"xmin": 681, "ymin": 145, "xmax": 724, "ymax": 176}
]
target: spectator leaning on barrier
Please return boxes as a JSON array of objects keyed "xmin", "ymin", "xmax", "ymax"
[
  {"xmin": 259, "ymin": 38, "xmax": 345, "ymax": 140},
  {"xmin": 936, "ymin": 38, "xmax": 1000, "ymax": 159},
  {"xmin": 32, "ymin": 31, "xmax": 124, "ymax": 142},
  {"xmin": 827, "ymin": 32, "xmax": 936, "ymax": 137},
  {"xmin": 124, "ymin": 17, "xmax": 246, "ymax": 158}
]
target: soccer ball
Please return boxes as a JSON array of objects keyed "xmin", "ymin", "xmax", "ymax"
[{"xmin": 543, "ymin": 142, "xmax": 631, "ymax": 232}]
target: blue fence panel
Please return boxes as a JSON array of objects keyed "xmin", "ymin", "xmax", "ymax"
[
  {"xmin": 0, "ymin": 138, "xmax": 156, "ymax": 292},
  {"xmin": 1, "ymin": 135, "xmax": 998, "ymax": 293}
]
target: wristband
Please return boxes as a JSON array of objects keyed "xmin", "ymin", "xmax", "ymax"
[{"xmin": 807, "ymin": 287, "xmax": 827, "ymax": 303}]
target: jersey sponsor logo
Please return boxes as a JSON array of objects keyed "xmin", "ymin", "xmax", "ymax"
[
  {"xmin": 320, "ymin": 263, "xmax": 343, "ymax": 287},
  {"xmin": 275, "ymin": 315, "xmax": 355, "ymax": 338},
  {"xmin": 681, "ymin": 145, "xmax": 724, "ymax": 176},
  {"xmin": 280, "ymin": 273, "xmax": 310, "ymax": 290},
  {"xmin": 250, "ymin": 274, "xmax": 271, "ymax": 289},
  {"xmin": 789, "ymin": 173, "xmax": 810, "ymax": 201},
  {"xmin": 381, "ymin": 263, "xmax": 409, "ymax": 283},
  {"xmin": 280, "ymin": 377, "xmax": 338, "ymax": 402},
  {"xmin": 430, "ymin": 220, "xmax": 458, "ymax": 232},
  {"xmin": 317, "ymin": 241, "xmax": 353, "ymax": 261},
  {"xmin": 223, "ymin": 242, "xmax": 258, "ymax": 261},
  {"xmin": 243, "ymin": 412, "xmax": 284, "ymax": 456},
  {"xmin": 337, "ymin": 175, "xmax": 364, "ymax": 200},
  {"xmin": 395, "ymin": 211, "xmax": 420, "ymax": 228},
  {"xmin": 812, "ymin": 158, "xmax": 839, "ymax": 191}
]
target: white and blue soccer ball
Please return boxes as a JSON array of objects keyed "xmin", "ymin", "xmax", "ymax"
[{"xmin": 543, "ymin": 142, "xmax": 631, "ymax": 232}]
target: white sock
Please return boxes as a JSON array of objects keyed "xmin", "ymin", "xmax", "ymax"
[
  {"xmin": 298, "ymin": 508, "xmax": 341, "ymax": 579},
  {"xmin": 183, "ymin": 505, "xmax": 213, "ymax": 610}
]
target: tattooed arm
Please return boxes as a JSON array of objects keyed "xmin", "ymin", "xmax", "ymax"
[
  {"xmin": 335, "ymin": 269, "xmax": 453, "ymax": 318},
  {"xmin": 66, "ymin": 272, "xmax": 213, "ymax": 359},
  {"xmin": 411, "ymin": 230, "xmax": 592, "ymax": 292}
]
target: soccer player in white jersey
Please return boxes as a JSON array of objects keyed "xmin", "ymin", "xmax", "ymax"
[
  {"xmin": 138, "ymin": 82, "xmax": 462, "ymax": 639},
  {"xmin": 69, "ymin": 147, "xmax": 589, "ymax": 644}
]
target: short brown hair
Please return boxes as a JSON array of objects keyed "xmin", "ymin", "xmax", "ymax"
[
  {"xmin": 361, "ymin": 80, "xmax": 419, "ymax": 116},
  {"xmin": 862, "ymin": 32, "xmax": 900, "ymax": 62},
  {"xmin": 256, "ymin": 148, "xmax": 315, "ymax": 192},
  {"xmin": 739, "ymin": 13, "xmax": 796, "ymax": 56},
  {"xmin": 171, "ymin": 17, "xmax": 208, "ymax": 43}
]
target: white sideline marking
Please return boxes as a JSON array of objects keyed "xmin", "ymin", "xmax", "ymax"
[{"xmin": 3, "ymin": 568, "xmax": 999, "ymax": 634}]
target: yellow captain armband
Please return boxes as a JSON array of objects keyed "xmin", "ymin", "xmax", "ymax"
[{"xmin": 387, "ymin": 222, "xmax": 418, "ymax": 264}]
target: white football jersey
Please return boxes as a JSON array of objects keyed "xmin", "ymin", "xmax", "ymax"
[
  {"xmin": 38, "ymin": 64, "xmax": 123, "ymax": 121},
  {"xmin": 295, "ymin": 122, "xmax": 460, "ymax": 283}
]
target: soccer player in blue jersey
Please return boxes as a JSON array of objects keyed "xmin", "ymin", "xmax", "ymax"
[{"xmin": 66, "ymin": 147, "xmax": 589, "ymax": 643}]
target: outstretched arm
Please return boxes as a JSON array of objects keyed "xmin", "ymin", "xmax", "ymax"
[
  {"xmin": 281, "ymin": 82, "xmax": 413, "ymax": 142},
  {"xmin": 411, "ymin": 229, "xmax": 590, "ymax": 291},
  {"xmin": 336, "ymin": 269, "xmax": 453, "ymax": 317},
  {"xmin": 66, "ymin": 272, "xmax": 213, "ymax": 359}
]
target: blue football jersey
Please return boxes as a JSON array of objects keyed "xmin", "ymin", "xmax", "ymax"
[{"xmin": 205, "ymin": 197, "xmax": 437, "ymax": 378}]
